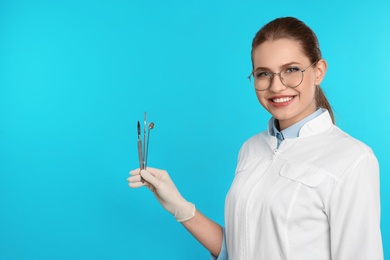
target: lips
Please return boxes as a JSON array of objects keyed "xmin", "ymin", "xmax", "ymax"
[
  {"xmin": 269, "ymin": 95, "xmax": 296, "ymax": 107},
  {"xmin": 272, "ymin": 96, "xmax": 293, "ymax": 103}
]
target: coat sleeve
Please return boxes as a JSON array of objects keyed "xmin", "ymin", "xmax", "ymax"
[{"xmin": 328, "ymin": 153, "xmax": 383, "ymax": 259}]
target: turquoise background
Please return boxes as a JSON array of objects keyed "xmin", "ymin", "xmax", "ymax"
[{"xmin": 1, "ymin": 0, "xmax": 389, "ymax": 259}]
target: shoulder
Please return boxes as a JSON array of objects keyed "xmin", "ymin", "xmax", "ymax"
[
  {"xmin": 328, "ymin": 125, "xmax": 374, "ymax": 156},
  {"xmin": 235, "ymin": 130, "xmax": 271, "ymax": 165},
  {"xmin": 310, "ymin": 125, "xmax": 378, "ymax": 180},
  {"xmin": 239, "ymin": 131, "xmax": 270, "ymax": 154},
  {"xmin": 234, "ymin": 131, "xmax": 271, "ymax": 175}
]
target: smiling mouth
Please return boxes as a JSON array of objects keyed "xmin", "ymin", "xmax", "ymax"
[{"xmin": 271, "ymin": 96, "xmax": 294, "ymax": 103}]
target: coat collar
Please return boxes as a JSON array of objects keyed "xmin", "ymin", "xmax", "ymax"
[{"xmin": 267, "ymin": 108, "xmax": 333, "ymax": 139}]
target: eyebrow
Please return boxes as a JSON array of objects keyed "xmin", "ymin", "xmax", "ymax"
[{"xmin": 254, "ymin": 62, "xmax": 302, "ymax": 71}]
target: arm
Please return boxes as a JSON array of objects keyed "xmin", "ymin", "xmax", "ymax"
[
  {"xmin": 328, "ymin": 154, "xmax": 383, "ymax": 259},
  {"xmin": 128, "ymin": 167, "xmax": 224, "ymax": 257},
  {"xmin": 182, "ymin": 210, "xmax": 223, "ymax": 257}
]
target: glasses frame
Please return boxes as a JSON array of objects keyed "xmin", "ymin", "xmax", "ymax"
[{"xmin": 248, "ymin": 61, "xmax": 318, "ymax": 91}]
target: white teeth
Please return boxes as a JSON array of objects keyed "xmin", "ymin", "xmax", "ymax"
[{"xmin": 272, "ymin": 97, "xmax": 293, "ymax": 103}]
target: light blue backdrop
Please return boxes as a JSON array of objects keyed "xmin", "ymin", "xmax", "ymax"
[{"xmin": 1, "ymin": 0, "xmax": 389, "ymax": 259}]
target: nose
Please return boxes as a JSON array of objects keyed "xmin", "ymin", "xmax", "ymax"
[{"xmin": 269, "ymin": 73, "xmax": 287, "ymax": 93}]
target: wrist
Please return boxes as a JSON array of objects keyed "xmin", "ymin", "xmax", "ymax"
[{"xmin": 174, "ymin": 200, "xmax": 196, "ymax": 222}]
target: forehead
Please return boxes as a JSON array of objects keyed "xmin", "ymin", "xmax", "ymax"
[{"xmin": 252, "ymin": 38, "xmax": 309, "ymax": 68}]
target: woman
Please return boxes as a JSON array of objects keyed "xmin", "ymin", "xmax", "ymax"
[{"xmin": 128, "ymin": 17, "xmax": 383, "ymax": 259}]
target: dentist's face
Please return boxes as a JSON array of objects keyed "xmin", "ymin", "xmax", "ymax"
[{"xmin": 252, "ymin": 38, "xmax": 327, "ymax": 130}]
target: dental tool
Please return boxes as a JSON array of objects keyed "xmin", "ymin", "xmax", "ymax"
[
  {"xmin": 136, "ymin": 113, "xmax": 155, "ymax": 183},
  {"xmin": 137, "ymin": 121, "xmax": 144, "ymax": 170},
  {"xmin": 145, "ymin": 122, "xmax": 154, "ymax": 168},
  {"xmin": 137, "ymin": 121, "xmax": 145, "ymax": 183},
  {"xmin": 143, "ymin": 112, "xmax": 147, "ymax": 167}
]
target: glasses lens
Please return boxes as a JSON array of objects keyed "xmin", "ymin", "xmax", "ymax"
[
  {"xmin": 250, "ymin": 71, "xmax": 271, "ymax": 91},
  {"xmin": 280, "ymin": 68, "xmax": 303, "ymax": 88}
]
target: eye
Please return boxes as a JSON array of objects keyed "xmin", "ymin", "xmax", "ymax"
[
  {"xmin": 284, "ymin": 67, "xmax": 300, "ymax": 74},
  {"xmin": 254, "ymin": 70, "xmax": 271, "ymax": 79}
]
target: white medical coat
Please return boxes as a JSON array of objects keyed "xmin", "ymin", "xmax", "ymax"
[{"xmin": 224, "ymin": 111, "xmax": 383, "ymax": 259}]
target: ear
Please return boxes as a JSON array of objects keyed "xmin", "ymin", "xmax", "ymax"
[{"xmin": 314, "ymin": 59, "xmax": 327, "ymax": 85}]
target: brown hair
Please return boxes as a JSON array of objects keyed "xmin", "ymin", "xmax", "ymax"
[{"xmin": 251, "ymin": 17, "xmax": 335, "ymax": 124}]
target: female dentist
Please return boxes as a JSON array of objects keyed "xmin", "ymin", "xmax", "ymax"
[{"xmin": 128, "ymin": 17, "xmax": 383, "ymax": 259}]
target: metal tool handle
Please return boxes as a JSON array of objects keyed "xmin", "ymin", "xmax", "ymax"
[
  {"xmin": 138, "ymin": 139, "xmax": 145, "ymax": 183},
  {"xmin": 137, "ymin": 139, "xmax": 144, "ymax": 170}
]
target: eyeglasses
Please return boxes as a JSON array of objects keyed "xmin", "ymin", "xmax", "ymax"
[{"xmin": 247, "ymin": 61, "xmax": 318, "ymax": 91}]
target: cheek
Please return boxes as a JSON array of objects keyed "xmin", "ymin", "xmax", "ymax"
[
  {"xmin": 255, "ymin": 91, "xmax": 269, "ymax": 109},
  {"xmin": 307, "ymin": 83, "xmax": 317, "ymax": 98},
  {"xmin": 300, "ymin": 75, "xmax": 317, "ymax": 98}
]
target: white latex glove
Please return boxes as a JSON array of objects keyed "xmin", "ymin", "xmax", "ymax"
[{"xmin": 128, "ymin": 167, "xmax": 195, "ymax": 222}]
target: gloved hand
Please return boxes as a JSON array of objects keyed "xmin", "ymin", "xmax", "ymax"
[{"xmin": 128, "ymin": 167, "xmax": 196, "ymax": 222}]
